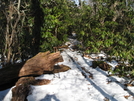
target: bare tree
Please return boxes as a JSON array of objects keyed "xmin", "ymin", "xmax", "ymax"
[{"xmin": 3, "ymin": 0, "xmax": 26, "ymax": 65}]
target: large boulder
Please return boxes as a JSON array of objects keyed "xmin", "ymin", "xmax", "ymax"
[{"xmin": 19, "ymin": 51, "xmax": 63, "ymax": 77}]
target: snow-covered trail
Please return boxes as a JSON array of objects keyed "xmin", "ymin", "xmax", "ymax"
[
  {"xmin": 64, "ymin": 49, "xmax": 134, "ymax": 101},
  {"xmin": 0, "ymin": 49, "xmax": 134, "ymax": 101}
]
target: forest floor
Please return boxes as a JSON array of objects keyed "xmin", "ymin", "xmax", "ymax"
[{"xmin": 0, "ymin": 38, "xmax": 134, "ymax": 101}]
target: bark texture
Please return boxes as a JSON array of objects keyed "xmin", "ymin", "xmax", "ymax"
[
  {"xmin": 19, "ymin": 51, "xmax": 63, "ymax": 77},
  {"xmin": 11, "ymin": 77, "xmax": 51, "ymax": 101}
]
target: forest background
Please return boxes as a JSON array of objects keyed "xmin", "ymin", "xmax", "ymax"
[{"xmin": 0, "ymin": 0, "xmax": 134, "ymax": 78}]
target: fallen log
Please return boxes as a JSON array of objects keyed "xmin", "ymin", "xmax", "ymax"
[
  {"xmin": 0, "ymin": 51, "xmax": 63, "ymax": 91},
  {"xmin": 11, "ymin": 77, "xmax": 51, "ymax": 101},
  {"xmin": 11, "ymin": 64, "xmax": 71, "ymax": 101},
  {"xmin": 19, "ymin": 51, "xmax": 63, "ymax": 77},
  {"xmin": 0, "ymin": 62, "xmax": 25, "ymax": 91}
]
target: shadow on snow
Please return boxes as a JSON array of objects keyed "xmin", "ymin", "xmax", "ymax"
[
  {"xmin": 96, "ymin": 68, "xmax": 134, "ymax": 97},
  {"xmin": 74, "ymin": 56, "xmax": 118, "ymax": 101},
  {"xmin": 41, "ymin": 94, "xmax": 60, "ymax": 101}
]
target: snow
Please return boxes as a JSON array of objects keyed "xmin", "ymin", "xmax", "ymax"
[
  {"xmin": 0, "ymin": 88, "xmax": 12, "ymax": 101},
  {"xmin": 0, "ymin": 41, "xmax": 134, "ymax": 101}
]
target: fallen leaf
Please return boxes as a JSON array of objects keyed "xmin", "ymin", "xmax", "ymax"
[
  {"xmin": 104, "ymin": 97, "xmax": 109, "ymax": 101},
  {"xmin": 124, "ymin": 95, "xmax": 130, "ymax": 99}
]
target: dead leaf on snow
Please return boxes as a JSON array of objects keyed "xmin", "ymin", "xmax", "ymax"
[
  {"xmin": 104, "ymin": 97, "xmax": 109, "ymax": 101},
  {"xmin": 124, "ymin": 95, "xmax": 130, "ymax": 99}
]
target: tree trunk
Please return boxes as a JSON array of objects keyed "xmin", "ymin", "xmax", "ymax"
[
  {"xmin": 79, "ymin": 0, "xmax": 82, "ymax": 7},
  {"xmin": 3, "ymin": 0, "xmax": 22, "ymax": 65},
  {"xmin": 0, "ymin": 62, "xmax": 25, "ymax": 91}
]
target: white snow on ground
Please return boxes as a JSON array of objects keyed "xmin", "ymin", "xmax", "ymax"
[
  {"xmin": 0, "ymin": 87, "xmax": 13, "ymax": 101},
  {"xmin": 0, "ymin": 48, "xmax": 134, "ymax": 101}
]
